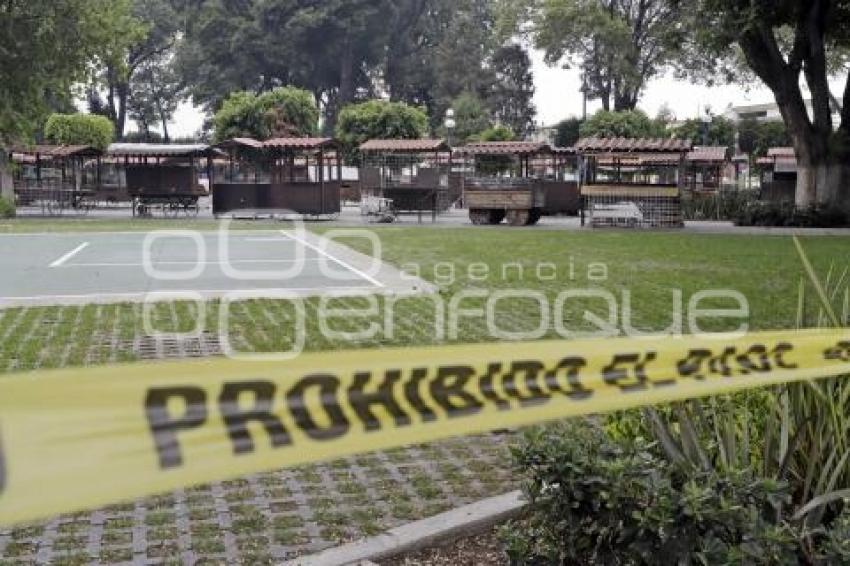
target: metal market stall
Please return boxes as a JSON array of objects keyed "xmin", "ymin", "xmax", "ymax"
[
  {"xmin": 576, "ymin": 137, "xmax": 691, "ymax": 228},
  {"xmin": 10, "ymin": 145, "xmax": 103, "ymax": 215},
  {"xmin": 358, "ymin": 139, "xmax": 456, "ymax": 222},
  {"xmin": 212, "ymin": 137, "xmax": 342, "ymax": 218},
  {"xmin": 757, "ymin": 147, "xmax": 797, "ymax": 203},
  {"xmin": 107, "ymin": 143, "xmax": 216, "ymax": 217}
]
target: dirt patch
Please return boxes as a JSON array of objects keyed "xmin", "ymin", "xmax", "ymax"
[{"xmin": 381, "ymin": 528, "xmax": 508, "ymax": 566}]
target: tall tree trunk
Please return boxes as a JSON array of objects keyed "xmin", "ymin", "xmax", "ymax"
[
  {"xmin": 0, "ymin": 150, "xmax": 14, "ymax": 203},
  {"xmin": 116, "ymin": 82, "xmax": 129, "ymax": 140},
  {"xmin": 157, "ymin": 100, "xmax": 170, "ymax": 143},
  {"xmin": 331, "ymin": 37, "xmax": 356, "ymax": 132}
]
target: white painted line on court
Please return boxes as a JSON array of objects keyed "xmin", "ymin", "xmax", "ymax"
[
  {"xmin": 244, "ymin": 237, "xmax": 291, "ymax": 242},
  {"xmin": 49, "ymin": 242, "xmax": 90, "ymax": 268},
  {"xmin": 61, "ymin": 258, "xmax": 323, "ymax": 268},
  {"xmin": 279, "ymin": 230, "xmax": 385, "ymax": 288},
  {"xmin": 0, "ymin": 286, "xmax": 384, "ymax": 304}
]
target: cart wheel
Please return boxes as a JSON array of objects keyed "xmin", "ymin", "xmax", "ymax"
[{"xmin": 506, "ymin": 209, "xmax": 530, "ymax": 226}]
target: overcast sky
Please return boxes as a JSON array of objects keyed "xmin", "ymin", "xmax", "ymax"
[{"xmin": 164, "ymin": 49, "xmax": 826, "ymax": 138}]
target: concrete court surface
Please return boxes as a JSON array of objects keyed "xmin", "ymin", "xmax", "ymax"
[{"xmin": 0, "ymin": 229, "xmax": 432, "ymax": 307}]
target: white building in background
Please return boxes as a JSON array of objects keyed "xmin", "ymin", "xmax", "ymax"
[{"xmin": 723, "ymin": 99, "xmax": 841, "ymax": 125}]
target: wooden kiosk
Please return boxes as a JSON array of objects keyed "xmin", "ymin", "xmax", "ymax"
[
  {"xmin": 212, "ymin": 137, "xmax": 343, "ymax": 218},
  {"xmin": 757, "ymin": 147, "xmax": 797, "ymax": 203},
  {"xmin": 10, "ymin": 145, "xmax": 103, "ymax": 214},
  {"xmin": 106, "ymin": 143, "xmax": 216, "ymax": 217},
  {"xmin": 576, "ymin": 137, "xmax": 691, "ymax": 228},
  {"xmin": 358, "ymin": 139, "xmax": 456, "ymax": 222}
]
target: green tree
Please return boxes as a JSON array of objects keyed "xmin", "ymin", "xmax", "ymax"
[
  {"xmin": 487, "ymin": 44, "xmax": 537, "ymax": 137},
  {"xmin": 554, "ymin": 117, "xmax": 583, "ymax": 147},
  {"xmin": 451, "ymin": 92, "xmax": 493, "ymax": 144},
  {"xmin": 674, "ymin": 116, "xmax": 736, "ymax": 148},
  {"xmin": 680, "ymin": 0, "xmax": 850, "ymax": 206},
  {"xmin": 471, "ymin": 124, "xmax": 517, "ymax": 142},
  {"xmin": 500, "ymin": 0, "xmax": 684, "ymax": 111},
  {"xmin": 44, "ymin": 114, "xmax": 115, "ymax": 151},
  {"xmin": 335, "ymin": 100, "xmax": 429, "ymax": 154},
  {"xmin": 579, "ymin": 109, "xmax": 666, "ymax": 139},
  {"xmin": 181, "ymin": 0, "xmax": 393, "ymax": 131},
  {"xmin": 737, "ymin": 119, "xmax": 791, "ymax": 159},
  {"xmin": 127, "ymin": 52, "xmax": 184, "ymax": 142},
  {"xmin": 212, "ymin": 87, "xmax": 319, "ymax": 142},
  {"xmin": 88, "ymin": 0, "xmax": 179, "ymax": 139},
  {"xmin": 0, "ymin": 0, "xmax": 134, "ymax": 198}
]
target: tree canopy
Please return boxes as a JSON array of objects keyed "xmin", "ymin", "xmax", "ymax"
[
  {"xmin": 673, "ymin": 116, "xmax": 736, "ymax": 149},
  {"xmin": 212, "ymin": 87, "xmax": 319, "ymax": 142},
  {"xmin": 679, "ymin": 0, "xmax": 850, "ymax": 206},
  {"xmin": 500, "ymin": 0, "xmax": 685, "ymax": 111},
  {"xmin": 335, "ymin": 100, "xmax": 429, "ymax": 153},
  {"xmin": 44, "ymin": 114, "xmax": 115, "ymax": 151},
  {"xmin": 0, "ymin": 0, "xmax": 135, "ymax": 145},
  {"xmin": 579, "ymin": 110, "xmax": 666, "ymax": 139}
]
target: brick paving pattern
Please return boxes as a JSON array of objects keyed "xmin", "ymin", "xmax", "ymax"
[{"xmin": 0, "ymin": 302, "xmax": 520, "ymax": 565}]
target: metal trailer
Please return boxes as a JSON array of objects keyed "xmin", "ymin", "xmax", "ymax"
[
  {"xmin": 460, "ymin": 141, "xmax": 578, "ymax": 226},
  {"xmin": 10, "ymin": 145, "xmax": 103, "ymax": 215},
  {"xmin": 575, "ymin": 137, "xmax": 692, "ymax": 229},
  {"xmin": 212, "ymin": 137, "xmax": 342, "ymax": 219},
  {"xmin": 757, "ymin": 147, "xmax": 797, "ymax": 203},
  {"xmin": 358, "ymin": 139, "xmax": 456, "ymax": 223},
  {"xmin": 106, "ymin": 143, "xmax": 217, "ymax": 218}
]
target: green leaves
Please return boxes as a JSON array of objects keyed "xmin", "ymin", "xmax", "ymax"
[
  {"xmin": 0, "ymin": 0, "xmax": 136, "ymax": 145},
  {"xmin": 579, "ymin": 109, "xmax": 667, "ymax": 139},
  {"xmin": 213, "ymin": 87, "xmax": 319, "ymax": 142},
  {"xmin": 44, "ymin": 114, "xmax": 115, "ymax": 151},
  {"xmin": 335, "ymin": 100, "xmax": 428, "ymax": 153}
]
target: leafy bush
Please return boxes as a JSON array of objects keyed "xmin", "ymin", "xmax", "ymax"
[
  {"xmin": 471, "ymin": 124, "xmax": 516, "ymax": 142},
  {"xmin": 506, "ymin": 254, "xmax": 850, "ymax": 565},
  {"xmin": 44, "ymin": 114, "xmax": 114, "ymax": 150},
  {"xmin": 213, "ymin": 87, "xmax": 319, "ymax": 142},
  {"xmin": 579, "ymin": 110, "xmax": 666, "ymax": 139},
  {"xmin": 504, "ymin": 421, "xmax": 850, "ymax": 565},
  {"xmin": 735, "ymin": 201, "xmax": 850, "ymax": 227},
  {"xmin": 681, "ymin": 190, "xmax": 759, "ymax": 221},
  {"xmin": 335, "ymin": 99, "xmax": 428, "ymax": 155},
  {"xmin": 0, "ymin": 196, "xmax": 15, "ymax": 218}
]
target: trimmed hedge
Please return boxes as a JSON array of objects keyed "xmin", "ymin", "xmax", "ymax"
[
  {"xmin": 44, "ymin": 114, "xmax": 114, "ymax": 151},
  {"xmin": 735, "ymin": 201, "xmax": 850, "ymax": 227},
  {"xmin": 0, "ymin": 196, "xmax": 15, "ymax": 218}
]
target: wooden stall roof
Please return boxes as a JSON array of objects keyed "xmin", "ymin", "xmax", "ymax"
[
  {"xmin": 217, "ymin": 138, "xmax": 265, "ymax": 150},
  {"xmin": 575, "ymin": 137, "xmax": 692, "ymax": 153},
  {"xmin": 687, "ymin": 146, "xmax": 731, "ymax": 164},
  {"xmin": 758, "ymin": 147, "xmax": 797, "ymax": 172},
  {"xmin": 263, "ymin": 137, "xmax": 337, "ymax": 150},
  {"xmin": 768, "ymin": 147, "xmax": 796, "ymax": 158},
  {"xmin": 359, "ymin": 139, "xmax": 450, "ymax": 153},
  {"xmin": 552, "ymin": 146, "xmax": 577, "ymax": 155},
  {"xmin": 12, "ymin": 145, "xmax": 103, "ymax": 158},
  {"xmin": 596, "ymin": 153, "xmax": 684, "ymax": 166},
  {"xmin": 459, "ymin": 141, "xmax": 552, "ymax": 156},
  {"xmin": 107, "ymin": 143, "xmax": 216, "ymax": 158}
]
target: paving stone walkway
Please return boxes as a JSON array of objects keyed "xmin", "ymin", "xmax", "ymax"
[{"xmin": 0, "ymin": 427, "xmax": 517, "ymax": 565}]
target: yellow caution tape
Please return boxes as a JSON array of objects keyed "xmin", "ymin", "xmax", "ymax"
[{"xmin": 1, "ymin": 329, "xmax": 849, "ymax": 526}]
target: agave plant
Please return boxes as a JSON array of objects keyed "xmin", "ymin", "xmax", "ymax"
[{"xmin": 644, "ymin": 236, "xmax": 850, "ymax": 557}]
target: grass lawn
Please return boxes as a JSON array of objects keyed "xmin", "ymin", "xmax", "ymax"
[
  {"xmin": 1, "ymin": 226, "xmax": 849, "ymax": 374},
  {"xmin": 1, "ymin": 224, "xmax": 848, "ymax": 563}
]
